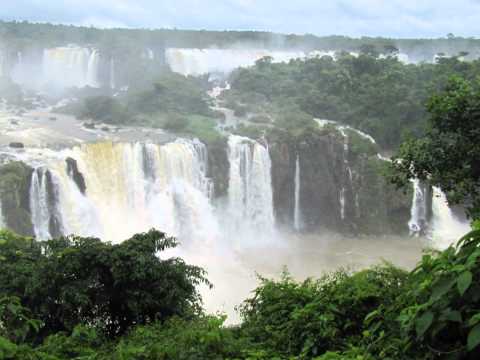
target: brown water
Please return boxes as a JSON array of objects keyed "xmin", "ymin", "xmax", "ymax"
[{"xmin": 177, "ymin": 233, "xmax": 426, "ymax": 324}]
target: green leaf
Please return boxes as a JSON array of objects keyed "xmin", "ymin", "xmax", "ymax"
[
  {"xmin": 439, "ymin": 309, "xmax": 462, "ymax": 323},
  {"xmin": 457, "ymin": 271, "xmax": 473, "ymax": 296},
  {"xmin": 430, "ymin": 277, "xmax": 456, "ymax": 301},
  {"xmin": 468, "ymin": 324, "xmax": 480, "ymax": 351},
  {"xmin": 416, "ymin": 311, "xmax": 434, "ymax": 338},
  {"xmin": 468, "ymin": 314, "xmax": 480, "ymax": 327}
]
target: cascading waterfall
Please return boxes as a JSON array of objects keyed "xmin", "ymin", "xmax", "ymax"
[
  {"xmin": 293, "ymin": 154, "xmax": 303, "ymax": 231},
  {"xmin": 110, "ymin": 57, "xmax": 116, "ymax": 89},
  {"xmin": 227, "ymin": 135, "xmax": 275, "ymax": 244},
  {"xmin": 408, "ymin": 182, "xmax": 470, "ymax": 248},
  {"xmin": 430, "ymin": 187, "xmax": 470, "ymax": 249},
  {"xmin": 29, "ymin": 168, "xmax": 53, "ymax": 240},
  {"xmin": 26, "ymin": 140, "xmax": 219, "ymax": 244},
  {"xmin": 408, "ymin": 179, "xmax": 429, "ymax": 235},
  {"xmin": 166, "ymin": 48, "xmax": 307, "ymax": 76},
  {"xmin": 86, "ymin": 49, "xmax": 100, "ymax": 87},
  {"xmin": 42, "ymin": 46, "xmax": 100, "ymax": 88}
]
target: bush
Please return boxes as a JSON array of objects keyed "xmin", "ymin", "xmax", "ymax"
[{"xmin": 0, "ymin": 229, "xmax": 209, "ymax": 340}]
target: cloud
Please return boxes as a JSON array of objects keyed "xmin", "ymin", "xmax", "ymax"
[{"xmin": 0, "ymin": 0, "xmax": 479, "ymax": 38}]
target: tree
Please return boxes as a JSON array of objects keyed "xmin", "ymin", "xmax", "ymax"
[
  {"xmin": 388, "ymin": 77, "xmax": 480, "ymax": 219},
  {"xmin": 0, "ymin": 229, "xmax": 209, "ymax": 340}
]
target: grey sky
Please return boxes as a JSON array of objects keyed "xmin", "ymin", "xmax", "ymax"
[{"xmin": 1, "ymin": 0, "xmax": 479, "ymax": 38}]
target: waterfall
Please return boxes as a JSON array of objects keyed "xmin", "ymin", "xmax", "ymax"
[
  {"xmin": 24, "ymin": 140, "xmax": 218, "ymax": 244},
  {"xmin": 86, "ymin": 49, "xmax": 100, "ymax": 87},
  {"xmin": 42, "ymin": 46, "xmax": 100, "ymax": 88},
  {"xmin": 293, "ymin": 154, "xmax": 303, "ymax": 231},
  {"xmin": 29, "ymin": 168, "xmax": 52, "ymax": 240},
  {"xmin": 408, "ymin": 179, "xmax": 429, "ymax": 235},
  {"xmin": 227, "ymin": 135, "xmax": 275, "ymax": 244},
  {"xmin": 165, "ymin": 48, "xmax": 306, "ymax": 76},
  {"xmin": 110, "ymin": 57, "xmax": 115, "ymax": 89},
  {"xmin": 430, "ymin": 187, "xmax": 470, "ymax": 249}
]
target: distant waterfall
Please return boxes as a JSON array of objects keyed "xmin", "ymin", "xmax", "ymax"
[
  {"xmin": 408, "ymin": 182, "xmax": 471, "ymax": 248},
  {"xmin": 430, "ymin": 187, "xmax": 470, "ymax": 249},
  {"xmin": 42, "ymin": 46, "xmax": 100, "ymax": 88},
  {"xmin": 227, "ymin": 135, "xmax": 275, "ymax": 243},
  {"xmin": 110, "ymin": 57, "xmax": 116, "ymax": 89},
  {"xmin": 26, "ymin": 140, "xmax": 218, "ymax": 243},
  {"xmin": 408, "ymin": 180, "xmax": 429, "ymax": 235},
  {"xmin": 165, "ymin": 48, "xmax": 307, "ymax": 76},
  {"xmin": 293, "ymin": 154, "xmax": 303, "ymax": 231},
  {"xmin": 29, "ymin": 168, "xmax": 52, "ymax": 240}
]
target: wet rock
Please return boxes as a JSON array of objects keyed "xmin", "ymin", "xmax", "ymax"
[
  {"xmin": 9, "ymin": 142, "xmax": 24, "ymax": 149},
  {"xmin": 66, "ymin": 157, "xmax": 87, "ymax": 195}
]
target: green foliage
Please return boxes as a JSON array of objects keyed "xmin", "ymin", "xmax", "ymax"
[
  {"xmin": 227, "ymin": 53, "xmax": 480, "ymax": 150},
  {"xmin": 79, "ymin": 96, "xmax": 128, "ymax": 124},
  {"xmin": 389, "ymin": 77, "xmax": 480, "ymax": 219},
  {"xmin": 1, "ymin": 229, "xmax": 480, "ymax": 359},
  {"xmin": 0, "ymin": 229, "xmax": 208, "ymax": 340},
  {"xmin": 396, "ymin": 230, "xmax": 480, "ymax": 358},
  {"xmin": 240, "ymin": 266, "xmax": 408, "ymax": 358}
]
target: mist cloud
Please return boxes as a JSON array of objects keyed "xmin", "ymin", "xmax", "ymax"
[{"xmin": 1, "ymin": 0, "xmax": 479, "ymax": 38}]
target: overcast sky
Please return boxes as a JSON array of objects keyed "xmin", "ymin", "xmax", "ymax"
[{"xmin": 1, "ymin": 0, "xmax": 479, "ymax": 38}]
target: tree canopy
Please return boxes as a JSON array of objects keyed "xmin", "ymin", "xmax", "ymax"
[
  {"xmin": 389, "ymin": 76, "xmax": 480, "ymax": 219},
  {"xmin": 0, "ymin": 229, "xmax": 208, "ymax": 340}
]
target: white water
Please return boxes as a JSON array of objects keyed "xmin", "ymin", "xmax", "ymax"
[
  {"xmin": 408, "ymin": 179, "xmax": 429, "ymax": 235},
  {"xmin": 165, "ymin": 48, "xmax": 415, "ymax": 77},
  {"xmin": 25, "ymin": 140, "xmax": 219, "ymax": 244},
  {"xmin": 430, "ymin": 187, "xmax": 471, "ymax": 249},
  {"xmin": 293, "ymin": 154, "xmax": 303, "ymax": 231},
  {"xmin": 42, "ymin": 46, "xmax": 100, "ymax": 88},
  {"xmin": 227, "ymin": 135, "xmax": 275, "ymax": 245},
  {"xmin": 110, "ymin": 57, "xmax": 115, "ymax": 89},
  {"xmin": 29, "ymin": 168, "xmax": 52, "ymax": 240},
  {"xmin": 166, "ymin": 48, "xmax": 307, "ymax": 76},
  {"xmin": 23, "ymin": 136, "xmax": 277, "ymax": 246}
]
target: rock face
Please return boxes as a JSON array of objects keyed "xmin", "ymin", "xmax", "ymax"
[
  {"xmin": 0, "ymin": 128, "xmax": 412, "ymax": 239},
  {"xmin": 267, "ymin": 127, "xmax": 412, "ymax": 235},
  {"xmin": 0, "ymin": 162, "xmax": 34, "ymax": 236},
  {"xmin": 207, "ymin": 139, "xmax": 230, "ymax": 198},
  {"xmin": 66, "ymin": 157, "xmax": 87, "ymax": 195}
]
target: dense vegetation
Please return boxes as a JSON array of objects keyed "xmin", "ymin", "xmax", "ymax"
[
  {"xmin": 1, "ymin": 20, "xmax": 479, "ymax": 59},
  {"xmin": 0, "ymin": 227, "xmax": 480, "ymax": 359},
  {"xmin": 389, "ymin": 76, "xmax": 480, "ymax": 219},
  {"xmin": 225, "ymin": 53, "xmax": 480, "ymax": 150},
  {"xmin": 59, "ymin": 70, "xmax": 224, "ymax": 144}
]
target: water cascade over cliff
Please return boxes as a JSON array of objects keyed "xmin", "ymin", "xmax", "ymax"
[
  {"xmin": 408, "ymin": 181, "xmax": 470, "ymax": 249},
  {"xmin": 18, "ymin": 140, "xmax": 218, "ymax": 243},
  {"xmin": 165, "ymin": 48, "xmax": 308, "ymax": 76},
  {"xmin": 227, "ymin": 135, "xmax": 275, "ymax": 244},
  {"xmin": 42, "ymin": 46, "xmax": 100, "ymax": 88},
  {"xmin": 408, "ymin": 180, "xmax": 430, "ymax": 235},
  {"xmin": 430, "ymin": 187, "xmax": 471, "ymax": 249},
  {"xmin": 293, "ymin": 154, "xmax": 303, "ymax": 231}
]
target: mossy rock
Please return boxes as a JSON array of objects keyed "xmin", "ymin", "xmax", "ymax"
[{"xmin": 0, "ymin": 161, "xmax": 34, "ymax": 236}]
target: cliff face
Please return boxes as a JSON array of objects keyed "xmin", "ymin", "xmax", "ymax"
[
  {"xmin": 0, "ymin": 128, "xmax": 412, "ymax": 239},
  {"xmin": 0, "ymin": 162, "xmax": 34, "ymax": 236},
  {"xmin": 267, "ymin": 128, "xmax": 412, "ymax": 235}
]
